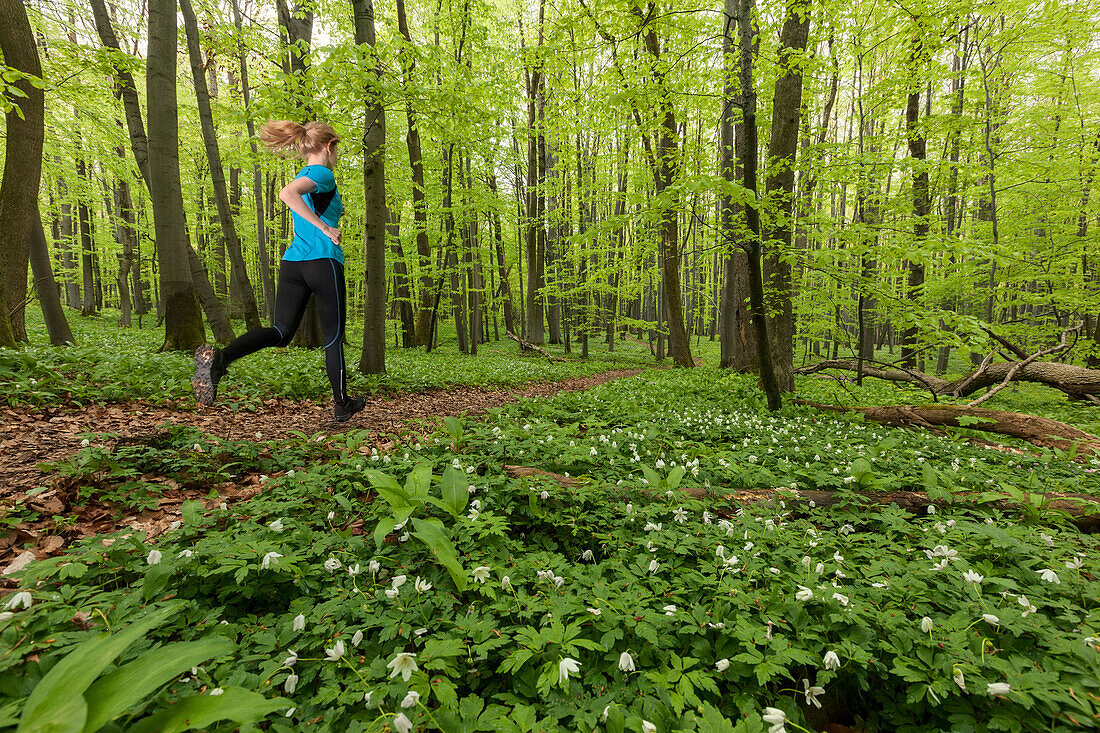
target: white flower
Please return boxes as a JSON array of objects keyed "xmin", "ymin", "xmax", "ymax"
[
  {"xmin": 324, "ymin": 640, "xmax": 345, "ymax": 661},
  {"xmin": 208, "ymin": 688, "xmax": 224, "ymax": 696},
  {"xmin": 1037, "ymin": 568, "xmax": 1060, "ymax": 584},
  {"xmin": 803, "ymin": 678, "xmax": 825, "ymax": 708},
  {"xmin": 581, "ymin": 550, "xmax": 594, "ymax": 561},
  {"xmin": 269, "ymin": 519, "xmax": 285, "ymax": 532},
  {"xmin": 352, "ymin": 630, "xmax": 364, "ymax": 647},
  {"xmin": 953, "ymin": 668, "xmax": 966, "ymax": 690},
  {"xmin": 833, "ymin": 551, "xmax": 844, "ymax": 563},
  {"xmin": 832, "ymin": 593, "xmax": 849, "ymax": 607},
  {"xmin": 393, "ymin": 712, "xmax": 413, "ymax": 733},
  {"xmin": 368, "ymin": 559, "xmax": 381, "ymax": 573},
  {"xmin": 347, "ymin": 564, "xmax": 360, "ymax": 577},
  {"xmin": 415, "ymin": 577, "xmax": 432, "ymax": 593},
  {"xmin": 387, "ymin": 652, "xmax": 418, "ymax": 681},
  {"xmin": 324, "ymin": 558, "xmax": 341, "ymax": 573},
  {"xmin": 540, "ymin": 491, "xmax": 549, "ymax": 500},
  {"xmin": 1018, "ymin": 595, "xmax": 1038, "ymax": 616},
  {"xmin": 649, "ymin": 559, "xmax": 660, "ymax": 574},
  {"xmin": 401, "ymin": 690, "xmax": 420, "ymax": 708},
  {"xmin": 987, "ymin": 682, "xmax": 1011, "ymax": 696},
  {"xmin": 716, "ymin": 658, "xmax": 730, "ymax": 672},
  {"xmin": 963, "ymin": 570, "xmax": 984, "ymax": 584},
  {"xmin": 261, "ymin": 552, "xmax": 283, "ymax": 569},
  {"xmin": 385, "ymin": 588, "xmax": 399, "ymax": 600},
  {"xmin": 618, "ymin": 651, "xmax": 635, "ymax": 672},
  {"xmin": 147, "ymin": 550, "xmax": 162, "ymax": 566},
  {"xmin": 663, "ymin": 604, "xmax": 677, "ymax": 616},
  {"xmin": 840, "ymin": 524, "xmax": 854, "ymax": 535},
  {"xmin": 285, "ymin": 707, "xmax": 295, "ymax": 717},
  {"xmin": 762, "ymin": 706, "xmax": 787, "ymax": 733},
  {"xmin": 703, "ymin": 510, "xmax": 712, "ymax": 524},
  {"xmin": 327, "ymin": 511, "xmax": 335, "ymax": 520},
  {"xmin": 283, "ymin": 673, "xmax": 298, "ymax": 694},
  {"xmin": 81, "ymin": 438, "xmax": 90, "ymax": 447},
  {"xmin": 501, "ymin": 576, "xmax": 512, "ymax": 590},
  {"xmin": 292, "ymin": 614, "xmax": 306, "ymax": 631},
  {"xmin": 472, "ymin": 566, "xmax": 491, "ymax": 584},
  {"xmin": 363, "ymin": 690, "xmax": 374, "ymax": 705},
  {"xmin": 921, "ymin": 616, "xmax": 933, "ymax": 633},
  {"xmin": 795, "ymin": 586, "xmax": 814, "ymax": 601},
  {"xmin": 391, "ymin": 574, "xmax": 408, "ymax": 589},
  {"xmin": 673, "ymin": 508, "xmax": 688, "ymax": 523},
  {"xmin": 558, "ymin": 657, "xmax": 580, "ymax": 683},
  {"xmin": 177, "ymin": 549, "xmax": 194, "ymax": 559},
  {"xmin": 982, "ymin": 613, "xmax": 999, "ymax": 626},
  {"xmin": 4, "ymin": 592, "xmax": 32, "ymax": 611},
  {"xmin": 283, "ymin": 650, "xmax": 298, "ymax": 666},
  {"xmin": 823, "ymin": 650, "xmax": 840, "ymax": 670},
  {"xmin": 587, "ymin": 607, "xmax": 601, "ymax": 615},
  {"xmin": 644, "ymin": 522, "xmax": 663, "ymax": 532},
  {"xmin": 641, "ymin": 721, "xmax": 657, "ymax": 733}
]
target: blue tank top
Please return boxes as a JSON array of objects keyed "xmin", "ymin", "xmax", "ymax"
[{"xmin": 282, "ymin": 165, "xmax": 344, "ymax": 264}]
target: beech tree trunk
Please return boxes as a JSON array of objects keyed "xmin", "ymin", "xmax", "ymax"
[
  {"xmin": 352, "ymin": 0, "xmax": 387, "ymax": 375},
  {"xmin": 180, "ymin": 0, "xmax": 261, "ymax": 331},
  {"xmin": 147, "ymin": 0, "xmax": 206, "ymax": 351},
  {"xmin": 29, "ymin": 209, "xmax": 75, "ymax": 345},
  {"xmin": 524, "ymin": 5, "xmax": 547, "ymax": 346},
  {"xmin": 761, "ymin": 0, "xmax": 810, "ymax": 391},
  {"xmin": 901, "ymin": 34, "xmax": 930, "ymax": 368},
  {"xmin": 0, "ymin": 0, "xmax": 43, "ymax": 346}
]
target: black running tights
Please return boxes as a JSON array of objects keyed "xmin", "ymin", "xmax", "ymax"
[{"xmin": 222, "ymin": 258, "xmax": 348, "ymax": 403}]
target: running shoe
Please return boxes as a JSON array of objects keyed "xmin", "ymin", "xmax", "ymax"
[
  {"xmin": 192, "ymin": 344, "xmax": 226, "ymax": 406},
  {"xmin": 334, "ymin": 396, "xmax": 366, "ymax": 423}
]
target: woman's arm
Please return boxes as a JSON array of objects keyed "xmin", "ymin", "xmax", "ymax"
[{"xmin": 278, "ymin": 176, "xmax": 341, "ymax": 247}]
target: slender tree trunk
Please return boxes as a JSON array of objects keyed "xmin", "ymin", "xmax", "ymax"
[
  {"xmin": 352, "ymin": 0, "xmax": 388, "ymax": 374},
  {"xmin": 56, "ymin": 172, "xmax": 80, "ymax": 309},
  {"xmin": 230, "ymin": 0, "xmax": 276, "ymax": 323},
  {"xmin": 395, "ymin": 0, "xmax": 435, "ymax": 347},
  {"xmin": 738, "ymin": 0, "xmax": 782, "ymax": 409},
  {"xmin": 75, "ymin": 154, "xmax": 97, "ymax": 317},
  {"xmin": 147, "ymin": 0, "xmax": 206, "ymax": 350},
  {"xmin": 390, "ymin": 211, "xmax": 416, "ymax": 347},
  {"xmin": 901, "ymin": 34, "xmax": 930, "ymax": 368},
  {"xmin": 524, "ymin": 0, "xmax": 547, "ymax": 345},
  {"xmin": 487, "ymin": 173, "xmax": 517, "ymax": 334},
  {"xmin": 761, "ymin": 0, "xmax": 810, "ymax": 391},
  {"xmin": 30, "ymin": 210, "xmax": 75, "ymax": 345},
  {"xmin": 180, "ymin": 0, "xmax": 261, "ymax": 330},
  {"xmin": 719, "ymin": 0, "xmax": 756, "ymax": 371}
]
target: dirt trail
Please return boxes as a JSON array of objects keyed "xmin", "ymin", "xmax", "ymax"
[{"xmin": 0, "ymin": 368, "xmax": 643, "ymax": 574}]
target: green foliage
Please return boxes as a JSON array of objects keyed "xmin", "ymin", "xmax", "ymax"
[{"xmin": 2, "ymin": 369, "xmax": 1098, "ymax": 731}]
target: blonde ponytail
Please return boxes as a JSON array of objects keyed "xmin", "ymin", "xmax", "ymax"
[{"xmin": 259, "ymin": 120, "xmax": 340, "ymax": 157}]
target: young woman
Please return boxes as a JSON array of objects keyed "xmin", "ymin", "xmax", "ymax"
[{"xmin": 192, "ymin": 120, "xmax": 365, "ymax": 423}]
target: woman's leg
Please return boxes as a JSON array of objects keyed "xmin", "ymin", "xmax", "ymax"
[
  {"xmin": 300, "ymin": 258, "xmax": 350, "ymax": 404},
  {"xmin": 223, "ymin": 261, "xmax": 311, "ymax": 364},
  {"xmin": 193, "ymin": 261, "xmax": 311, "ymax": 405}
]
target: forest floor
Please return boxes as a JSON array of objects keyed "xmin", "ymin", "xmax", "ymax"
[{"xmin": 0, "ymin": 367, "xmax": 644, "ymax": 576}]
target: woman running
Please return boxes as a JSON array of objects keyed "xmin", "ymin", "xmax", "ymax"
[{"xmin": 192, "ymin": 120, "xmax": 366, "ymax": 423}]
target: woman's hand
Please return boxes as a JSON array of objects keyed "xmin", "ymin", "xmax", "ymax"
[{"xmin": 322, "ymin": 224, "xmax": 342, "ymax": 247}]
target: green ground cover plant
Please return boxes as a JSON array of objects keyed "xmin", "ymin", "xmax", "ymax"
[
  {"xmin": 2, "ymin": 370, "xmax": 1098, "ymax": 732},
  {"xmin": 2, "ymin": 311, "xmax": 655, "ymax": 408}
]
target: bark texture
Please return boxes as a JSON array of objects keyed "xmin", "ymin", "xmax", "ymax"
[{"xmin": 0, "ymin": 0, "xmax": 44, "ymax": 344}]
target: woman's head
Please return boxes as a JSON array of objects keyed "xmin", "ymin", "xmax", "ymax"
[{"xmin": 260, "ymin": 120, "xmax": 339, "ymax": 167}]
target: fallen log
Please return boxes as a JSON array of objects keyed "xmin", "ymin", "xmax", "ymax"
[
  {"xmin": 501, "ymin": 465, "xmax": 1100, "ymax": 531},
  {"xmin": 795, "ymin": 359, "xmax": 1100, "ymax": 400},
  {"xmin": 506, "ymin": 332, "xmax": 567, "ymax": 362},
  {"xmin": 792, "ymin": 399, "xmax": 1100, "ymax": 457}
]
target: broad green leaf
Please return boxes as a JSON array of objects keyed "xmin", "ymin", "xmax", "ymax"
[
  {"xmin": 404, "ymin": 462, "xmax": 433, "ymax": 499},
  {"xmin": 410, "ymin": 517, "xmax": 466, "ymax": 591},
  {"xmin": 18, "ymin": 603, "xmax": 183, "ymax": 733},
  {"xmin": 364, "ymin": 470, "xmax": 412, "ymax": 510},
  {"xmin": 441, "ymin": 465, "xmax": 469, "ymax": 517},
  {"xmin": 667, "ymin": 465, "xmax": 686, "ymax": 489},
  {"xmin": 124, "ymin": 687, "xmax": 289, "ymax": 733},
  {"xmin": 83, "ymin": 638, "xmax": 235, "ymax": 733}
]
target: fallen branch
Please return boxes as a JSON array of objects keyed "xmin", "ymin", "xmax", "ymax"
[
  {"xmin": 792, "ymin": 399, "xmax": 1100, "ymax": 457},
  {"xmin": 506, "ymin": 332, "xmax": 567, "ymax": 362},
  {"xmin": 967, "ymin": 323, "xmax": 1078, "ymax": 407},
  {"xmin": 501, "ymin": 466, "xmax": 1100, "ymax": 531}
]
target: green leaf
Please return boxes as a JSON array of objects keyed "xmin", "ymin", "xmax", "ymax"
[
  {"xmin": 364, "ymin": 470, "xmax": 412, "ymax": 510},
  {"xmin": 441, "ymin": 465, "xmax": 469, "ymax": 518},
  {"xmin": 667, "ymin": 465, "xmax": 686, "ymax": 489},
  {"xmin": 404, "ymin": 462, "xmax": 433, "ymax": 500},
  {"xmin": 410, "ymin": 517, "xmax": 467, "ymax": 592},
  {"xmin": 124, "ymin": 688, "xmax": 289, "ymax": 733},
  {"xmin": 181, "ymin": 500, "xmax": 203, "ymax": 526},
  {"xmin": 18, "ymin": 603, "xmax": 183, "ymax": 733},
  {"xmin": 83, "ymin": 638, "xmax": 235, "ymax": 732}
]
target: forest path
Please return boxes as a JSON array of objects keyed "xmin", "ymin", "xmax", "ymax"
[{"xmin": 0, "ymin": 367, "xmax": 644, "ymax": 574}]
